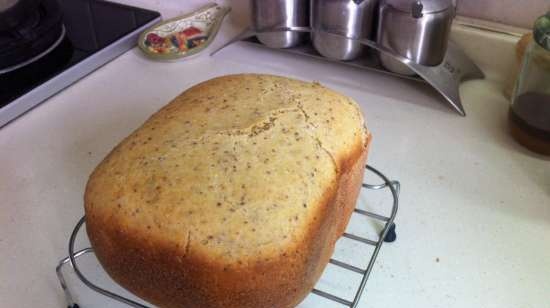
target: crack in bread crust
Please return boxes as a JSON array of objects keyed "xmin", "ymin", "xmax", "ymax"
[{"xmin": 296, "ymin": 103, "xmax": 339, "ymax": 174}]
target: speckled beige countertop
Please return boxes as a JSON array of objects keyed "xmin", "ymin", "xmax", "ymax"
[{"xmin": 1, "ymin": 1, "xmax": 549, "ymax": 308}]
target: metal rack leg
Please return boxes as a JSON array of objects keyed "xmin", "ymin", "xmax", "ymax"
[
  {"xmin": 56, "ymin": 247, "xmax": 94, "ymax": 308},
  {"xmin": 384, "ymin": 223, "xmax": 397, "ymax": 243}
]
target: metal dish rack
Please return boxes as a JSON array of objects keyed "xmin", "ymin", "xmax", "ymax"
[{"xmin": 56, "ymin": 165, "xmax": 399, "ymax": 308}]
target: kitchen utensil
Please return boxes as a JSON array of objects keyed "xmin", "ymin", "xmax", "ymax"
[
  {"xmin": 138, "ymin": 3, "xmax": 230, "ymax": 60},
  {"xmin": 509, "ymin": 12, "xmax": 550, "ymax": 156},
  {"xmin": 311, "ymin": 0, "xmax": 377, "ymax": 61},
  {"xmin": 377, "ymin": 0, "xmax": 454, "ymax": 75},
  {"xmin": 251, "ymin": 0, "xmax": 309, "ymax": 48},
  {"xmin": 0, "ymin": 0, "xmax": 41, "ymax": 31}
]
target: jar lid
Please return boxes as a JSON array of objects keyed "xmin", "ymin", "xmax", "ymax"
[
  {"xmin": 534, "ymin": 12, "xmax": 550, "ymax": 51},
  {"xmin": 385, "ymin": 0, "xmax": 453, "ymax": 14}
]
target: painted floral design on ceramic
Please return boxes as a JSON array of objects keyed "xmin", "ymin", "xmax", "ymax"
[
  {"xmin": 138, "ymin": 3, "xmax": 230, "ymax": 60},
  {"xmin": 144, "ymin": 26, "xmax": 208, "ymax": 54}
]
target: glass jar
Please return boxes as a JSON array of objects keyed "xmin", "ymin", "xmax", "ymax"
[{"xmin": 510, "ymin": 12, "xmax": 550, "ymax": 156}]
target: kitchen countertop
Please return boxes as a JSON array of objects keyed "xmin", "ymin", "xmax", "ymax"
[{"xmin": 1, "ymin": 1, "xmax": 549, "ymax": 308}]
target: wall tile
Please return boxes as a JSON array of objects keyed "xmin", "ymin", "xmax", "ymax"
[{"xmin": 457, "ymin": 0, "xmax": 549, "ymax": 28}]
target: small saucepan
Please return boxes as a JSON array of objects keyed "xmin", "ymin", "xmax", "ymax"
[
  {"xmin": 311, "ymin": 0, "xmax": 378, "ymax": 61},
  {"xmin": 0, "ymin": 0, "xmax": 42, "ymax": 31}
]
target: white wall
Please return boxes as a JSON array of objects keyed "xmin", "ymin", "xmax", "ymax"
[
  {"xmin": 457, "ymin": 0, "xmax": 549, "ymax": 28},
  {"xmin": 113, "ymin": 0, "xmax": 548, "ymax": 29}
]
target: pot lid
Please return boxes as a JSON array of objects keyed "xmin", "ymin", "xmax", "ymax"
[
  {"xmin": 385, "ymin": 0, "xmax": 453, "ymax": 14},
  {"xmin": 533, "ymin": 12, "xmax": 550, "ymax": 51}
]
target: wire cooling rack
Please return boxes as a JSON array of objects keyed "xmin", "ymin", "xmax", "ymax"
[{"xmin": 56, "ymin": 164, "xmax": 399, "ymax": 308}]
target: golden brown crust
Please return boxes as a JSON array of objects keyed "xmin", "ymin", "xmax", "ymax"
[{"xmin": 85, "ymin": 74, "xmax": 370, "ymax": 308}]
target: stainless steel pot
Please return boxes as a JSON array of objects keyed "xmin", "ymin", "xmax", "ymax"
[
  {"xmin": 250, "ymin": 0, "xmax": 309, "ymax": 49},
  {"xmin": 311, "ymin": 0, "xmax": 378, "ymax": 61},
  {"xmin": 0, "ymin": 0, "xmax": 41, "ymax": 31},
  {"xmin": 377, "ymin": 0, "xmax": 454, "ymax": 75}
]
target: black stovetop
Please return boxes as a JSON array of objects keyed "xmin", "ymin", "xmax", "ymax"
[{"xmin": 0, "ymin": 0, "xmax": 160, "ymax": 108}]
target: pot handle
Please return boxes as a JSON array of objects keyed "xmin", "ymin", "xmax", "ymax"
[{"xmin": 411, "ymin": 1, "xmax": 424, "ymax": 18}]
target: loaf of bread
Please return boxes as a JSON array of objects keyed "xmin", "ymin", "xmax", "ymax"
[{"xmin": 85, "ymin": 74, "xmax": 371, "ymax": 308}]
